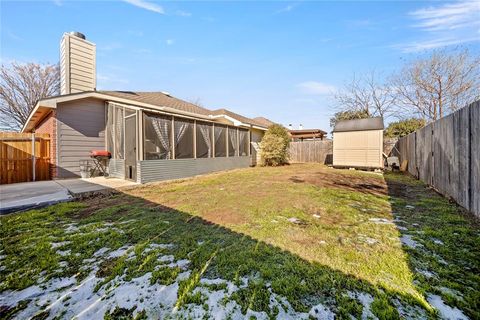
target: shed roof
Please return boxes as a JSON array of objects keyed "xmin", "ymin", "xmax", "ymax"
[{"xmin": 333, "ymin": 117, "xmax": 384, "ymax": 132}]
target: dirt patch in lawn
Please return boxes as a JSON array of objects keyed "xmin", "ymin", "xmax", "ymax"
[
  {"xmin": 202, "ymin": 209, "xmax": 249, "ymax": 225},
  {"xmin": 289, "ymin": 169, "xmax": 389, "ymax": 197}
]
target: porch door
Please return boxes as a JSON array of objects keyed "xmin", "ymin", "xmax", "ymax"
[{"xmin": 124, "ymin": 110, "xmax": 137, "ymax": 181}]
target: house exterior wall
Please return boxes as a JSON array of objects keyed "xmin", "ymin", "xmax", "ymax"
[
  {"xmin": 137, "ymin": 156, "xmax": 251, "ymax": 184},
  {"xmin": 34, "ymin": 110, "xmax": 57, "ymax": 178},
  {"xmin": 56, "ymin": 98, "xmax": 105, "ymax": 178},
  {"xmin": 333, "ymin": 129, "xmax": 383, "ymax": 168}
]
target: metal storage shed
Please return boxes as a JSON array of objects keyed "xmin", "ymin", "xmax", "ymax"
[{"xmin": 332, "ymin": 117, "xmax": 384, "ymax": 169}]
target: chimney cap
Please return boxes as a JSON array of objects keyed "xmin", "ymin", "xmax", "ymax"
[{"xmin": 68, "ymin": 31, "xmax": 86, "ymax": 40}]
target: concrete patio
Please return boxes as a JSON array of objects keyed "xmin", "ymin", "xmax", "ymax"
[{"xmin": 0, "ymin": 177, "xmax": 137, "ymax": 214}]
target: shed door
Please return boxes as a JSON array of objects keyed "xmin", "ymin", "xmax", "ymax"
[{"xmin": 124, "ymin": 110, "xmax": 137, "ymax": 181}]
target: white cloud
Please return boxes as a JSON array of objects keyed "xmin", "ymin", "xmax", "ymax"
[
  {"xmin": 409, "ymin": 1, "xmax": 479, "ymax": 31},
  {"xmin": 297, "ymin": 81, "xmax": 336, "ymax": 95},
  {"xmin": 123, "ymin": 0, "xmax": 164, "ymax": 14},
  {"xmin": 52, "ymin": 0, "xmax": 62, "ymax": 6},
  {"xmin": 275, "ymin": 3, "xmax": 298, "ymax": 14},
  {"xmin": 397, "ymin": 0, "xmax": 480, "ymax": 52},
  {"xmin": 176, "ymin": 10, "xmax": 192, "ymax": 17},
  {"xmin": 166, "ymin": 39, "xmax": 174, "ymax": 45},
  {"xmin": 398, "ymin": 36, "xmax": 479, "ymax": 52}
]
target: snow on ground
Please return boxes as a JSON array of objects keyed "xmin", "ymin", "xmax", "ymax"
[
  {"xmin": 400, "ymin": 235, "xmax": 422, "ymax": 249},
  {"xmin": 369, "ymin": 218, "xmax": 394, "ymax": 225},
  {"xmin": 427, "ymin": 295, "xmax": 468, "ymax": 320},
  {"xmin": 348, "ymin": 291, "xmax": 376, "ymax": 320},
  {"xmin": 51, "ymin": 241, "xmax": 71, "ymax": 249}
]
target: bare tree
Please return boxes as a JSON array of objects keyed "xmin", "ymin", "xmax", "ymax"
[
  {"xmin": 333, "ymin": 71, "xmax": 397, "ymax": 120},
  {"xmin": 0, "ymin": 62, "xmax": 60, "ymax": 131},
  {"xmin": 391, "ymin": 49, "xmax": 480, "ymax": 122}
]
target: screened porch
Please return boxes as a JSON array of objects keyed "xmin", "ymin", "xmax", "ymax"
[{"xmin": 106, "ymin": 103, "xmax": 254, "ymax": 183}]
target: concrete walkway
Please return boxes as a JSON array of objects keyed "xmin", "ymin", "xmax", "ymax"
[{"xmin": 0, "ymin": 177, "xmax": 137, "ymax": 214}]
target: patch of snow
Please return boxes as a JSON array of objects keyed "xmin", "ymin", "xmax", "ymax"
[
  {"xmin": 437, "ymin": 287, "xmax": 464, "ymax": 301},
  {"xmin": 309, "ymin": 303, "xmax": 335, "ymax": 320},
  {"xmin": 369, "ymin": 218, "xmax": 394, "ymax": 225},
  {"xmin": 348, "ymin": 291, "xmax": 377, "ymax": 320},
  {"xmin": 64, "ymin": 224, "xmax": 79, "ymax": 233},
  {"xmin": 405, "ymin": 205, "xmax": 415, "ymax": 210},
  {"xmin": 93, "ymin": 247, "xmax": 110, "ymax": 257},
  {"xmin": 432, "ymin": 238, "xmax": 444, "ymax": 245},
  {"xmin": 393, "ymin": 299, "xmax": 428, "ymax": 319},
  {"xmin": 158, "ymin": 255, "xmax": 175, "ymax": 263},
  {"xmin": 57, "ymin": 249, "xmax": 71, "ymax": 257},
  {"xmin": 200, "ymin": 278, "xmax": 227, "ymax": 285},
  {"xmin": 318, "ymin": 240, "xmax": 327, "ymax": 245},
  {"xmin": 51, "ymin": 241, "xmax": 71, "ymax": 249},
  {"xmin": 119, "ymin": 219, "xmax": 136, "ymax": 224},
  {"xmin": 59, "ymin": 261, "xmax": 69, "ymax": 268},
  {"xmin": 107, "ymin": 245, "xmax": 132, "ymax": 259},
  {"xmin": 416, "ymin": 269, "xmax": 436, "ymax": 278},
  {"xmin": 400, "ymin": 235, "xmax": 422, "ymax": 249},
  {"xmin": 313, "ymin": 214, "xmax": 321, "ymax": 219},
  {"xmin": 358, "ymin": 235, "xmax": 379, "ymax": 245},
  {"xmin": 0, "ymin": 254, "xmax": 6, "ymax": 260},
  {"xmin": 397, "ymin": 226, "xmax": 409, "ymax": 231},
  {"xmin": 427, "ymin": 294, "xmax": 468, "ymax": 320}
]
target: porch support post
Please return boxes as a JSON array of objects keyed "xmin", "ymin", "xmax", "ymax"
[
  {"xmin": 137, "ymin": 109, "xmax": 144, "ymax": 161},
  {"xmin": 32, "ymin": 133, "xmax": 36, "ymax": 181}
]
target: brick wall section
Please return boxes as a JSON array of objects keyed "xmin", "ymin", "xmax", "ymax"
[{"xmin": 34, "ymin": 110, "xmax": 57, "ymax": 178}]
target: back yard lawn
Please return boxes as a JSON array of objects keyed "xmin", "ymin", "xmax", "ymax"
[{"xmin": 1, "ymin": 164, "xmax": 479, "ymax": 319}]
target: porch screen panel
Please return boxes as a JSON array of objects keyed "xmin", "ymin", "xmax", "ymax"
[
  {"xmin": 106, "ymin": 104, "xmax": 114, "ymax": 155},
  {"xmin": 228, "ymin": 127, "xmax": 238, "ymax": 157},
  {"xmin": 239, "ymin": 129, "xmax": 249, "ymax": 156},
  {"xmin": 196, "ymin": 121, "xmax": 212, "ymax": 158},
  {"xmin": 174, "ymin": 118, "xmax": 194, "ymax": 159},
  {"xmin": 144, "ymin": 113, "xmax": 172, "ymax": 160},
  {"xmin": 114, "ymin": 105, "xmax": 124, "ymax": 159},
  {"xmin": 214, "ymin": 125, "xmax": 227, "ymax": 157}
]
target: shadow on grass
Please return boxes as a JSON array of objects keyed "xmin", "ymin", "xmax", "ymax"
[
  {"xmin": 385, "ymin": 172, "xmax": 480, "ymax": 319},
  {"xmin": 1, "ymin": 169, "xmax": 478, "ymax": 319}
]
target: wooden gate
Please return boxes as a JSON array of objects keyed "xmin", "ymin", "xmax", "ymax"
[{"xmin": 0, "ymin": 132, "xmax": 51, "ymax": 184}]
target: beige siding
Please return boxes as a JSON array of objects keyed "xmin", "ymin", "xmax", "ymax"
[
  {"xmin": 333, "ymin": 130, "xmax": 383, "ymax": 168},
  {"xmin": 57, "ymin": 98, "xmax": 105, "ymax": 178},
  {"xmin": 250, "ymin": 128, "xmax": 264, "ymax": 166},
  {"xmin": 60, "ymin": 33, "xmax": 96, "ymax": 94}
]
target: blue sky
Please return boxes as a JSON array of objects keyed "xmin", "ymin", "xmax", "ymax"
[{"xmin": 1, "ymin": 0, "xmax": 479, "ymax": 132}]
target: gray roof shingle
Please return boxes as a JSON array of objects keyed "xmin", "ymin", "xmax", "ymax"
[{"xmin": 333, "ymin": 117, "xmax": 384, "ymax": 132}]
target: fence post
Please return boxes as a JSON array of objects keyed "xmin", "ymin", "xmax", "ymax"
[{"xmin": 32, "ymin": 133, "xmax": 36, "ymax": 182}]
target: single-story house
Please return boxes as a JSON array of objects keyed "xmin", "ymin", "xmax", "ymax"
[
  {"xmin": 332, "ymin": 117, "xmax": 384, "ymax": 169},
  {"xmin": 22, "ymin": 32, "xmax": 274, "ymax": 183}
]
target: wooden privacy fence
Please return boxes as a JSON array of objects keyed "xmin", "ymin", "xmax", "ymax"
[
  {"xmin": 289, "ymin": 140, "xmax": 333, "ymax": 164},
  {"xmin": 394, "ymin": 101, "xmax": 480, "ymax": 218},
  {"xmin": 0, "ymin": 132, "xmax": 51, "ymax": 184}
]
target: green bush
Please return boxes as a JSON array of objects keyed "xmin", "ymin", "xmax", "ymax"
[
  {"xmin": 260, "ymin": 124, "xmax": 290, "ymax": 166},
  {"xmin": 385, "ymin": 118, "xmax": 426, "ymax": 138}
]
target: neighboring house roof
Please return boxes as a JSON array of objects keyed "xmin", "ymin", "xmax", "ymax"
[
  {"xmin": 289, "ymin": 129, "xmax": 327, "ymax": 135},
  {"xmin": 251, "ymin": 117, "xmax": 276, "ymax": 128},
  {"xmin": 332, "ymin": 117, "xmax": 384, "ymax": 133},
  {"xmin": 210, "ymin": 108, "xmax": 271, "ymax": 128},
  {"xmin": 289, "ymin": 128, "xmax": 326, "ymax": 140},
  {"xmin": 22, "ymin": 90, "xmax": 271, "ymax": 132}
]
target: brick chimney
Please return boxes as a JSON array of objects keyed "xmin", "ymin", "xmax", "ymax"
[{"xmin": 60, "ymin": 31, "xmax": 96, "ymax": 94}]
